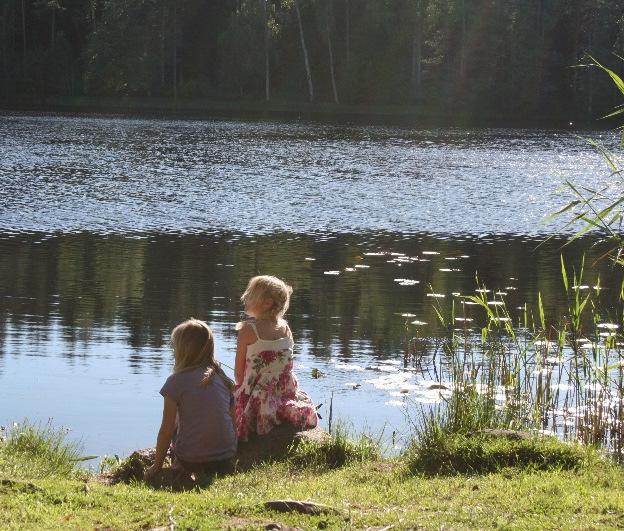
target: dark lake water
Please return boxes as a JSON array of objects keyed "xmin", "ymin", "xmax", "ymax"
[{"xmin": 1, "ymin": 112, "xmax": 621, "ymax": 459}]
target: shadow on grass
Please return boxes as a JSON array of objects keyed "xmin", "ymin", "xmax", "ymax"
[{"xmin": 106, "ymin": 425, "xmax": 339, "ymax": 490}]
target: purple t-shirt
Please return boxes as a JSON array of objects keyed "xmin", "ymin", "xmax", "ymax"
[{"xmin": 160, "ymin": 366, "xmax": 236, "ymax": 463}]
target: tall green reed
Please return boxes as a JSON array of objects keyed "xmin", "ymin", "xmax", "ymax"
[{"xmin": 408, "ymin": 259, "xmax": 623, "ymax": 457}]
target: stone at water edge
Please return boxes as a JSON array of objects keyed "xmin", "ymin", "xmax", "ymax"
[
  {"xmin": 107, "ymin": 426, "xmax": 331, "ymax": 482},
  {"xmin": 235, "ymin": 426, "xmax": 330, "ymax": 471}
]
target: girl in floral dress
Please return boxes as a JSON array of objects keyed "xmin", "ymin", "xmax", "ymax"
[{"xmin": 234, "ymin": 275, "xmax": 318, "ymax": 441}]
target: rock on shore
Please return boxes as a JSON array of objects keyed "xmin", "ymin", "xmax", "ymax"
[{"xmin": 106, "ymin": 425, "xmax": 329, "ymax": 488}]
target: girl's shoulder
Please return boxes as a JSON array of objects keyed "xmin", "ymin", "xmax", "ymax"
[
  {"xmin": 235, "ymin": 319, "xmax": 250, "ymax": 331},
  {"xmin": 236, "ymin": 320, "xmax": 261, "ymax": 348},
  {"xmin": 237, "ymin": 318, "xmax": 288, "ymax": 332},
  {"xmin": 237, "ymin": 318, "xmax": 292, "ymax": 343},
  {"xmin": 280, "ymin": 319, "xmax": 293, "ymax": 339},
  {"xmin": 236, "ymin": 319, "xmax": 257, "ymax": 335}
]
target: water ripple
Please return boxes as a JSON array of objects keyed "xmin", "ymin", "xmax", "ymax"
[{"xmin": 1, "ymin": 113, "xmax": 618, "ymax": 236}]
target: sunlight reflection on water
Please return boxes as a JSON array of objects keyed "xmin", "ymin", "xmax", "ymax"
[{"xmin": 0, "ymin": 113, "xmax": 617, "ymax": 235}]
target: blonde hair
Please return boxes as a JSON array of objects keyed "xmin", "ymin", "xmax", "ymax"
[
  {"xmin": 241, "ymin": 275, "xmax": 293, "ymax": 319},
  {"xmin": 170, "ymin": 318, "xmax": 232, "ymax": 388}
]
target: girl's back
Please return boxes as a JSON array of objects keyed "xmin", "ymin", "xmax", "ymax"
[
  {"xmin": 160, "ymin": 366, "xmax": 236, "ymax": 462},
  {"xmin": 144, "ymin": 318, "xmax": 236, "ymax": 482},
  {"xmin": 234, "ymin": 319, "xmax": 317, "ymax": 440},
  {"xmin": 241, "ymin": 320, "xmax": 293, "ymax": 384}
]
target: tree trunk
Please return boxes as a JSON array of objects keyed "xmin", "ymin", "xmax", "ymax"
[
  {"xmin": 459, "ymin": 0, "xmax": 466, "ymax": 78},
  {"xmin": 534, "ymin": 0, "xmax": 546, "ymax": 109},
  {"xmin": 345, "ymin": 0, "xmax": 350, "ymax": 68},
  {"xmin": 327, "ymin": 0, "xmax": 338, "ymax": 103},
  {"xmin": 264, "ymin": 0, "xmax": 270, "ymax": 101},
  {"xmin": 410, "ymin": 0, "xmax": 423, "ymax": 100},
  {"xmin": 160, "ymin": 3, "xmax": 165, "ymax": 91},
  {"xmin": 91, "ymin": 0, "xmax": 96, "ymax": 32},
  {"xmin": 173, "ymin": 0, "xmax": 177, "ymax": 106},
  {"xmin": 50, "ymin": 5, "xmax": 55, "ymax": 49},
  {"xmin": 2, "ymin": 2, "xmax": 7, "ymax": 100},
  {"xmin": 21, "ymin": 0, "xmax": 26, "ymax": 76},
  {"xmin": 572, "ymin": 1, "xmax": 580, "ymax": 105},
  {"xmin": 69, "ymin": 61, "xmax": 73, "ymax": 95},
  {"xmin": 328, "ymin": 27, "xmax": 338, "ymax": 103},
  {"xmin": 294, "ymin": 0, "xmax": 314, "ymax": 102}
]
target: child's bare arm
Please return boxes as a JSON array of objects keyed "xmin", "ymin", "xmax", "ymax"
[
  {"xmin": 144, "ymin": 397, "xmax": 177, "ymax": 480},
  {"xmin": 235, "ymin": 322, "xmax": 254, "ymax": 386}
]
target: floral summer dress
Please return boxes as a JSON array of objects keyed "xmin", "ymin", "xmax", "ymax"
[{"xmin": 234, "ymin": 321, "xmax": 318, "ymax": 441}]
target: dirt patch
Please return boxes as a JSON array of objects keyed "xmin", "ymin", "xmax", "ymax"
[
  {"xmin": 471, "ymin": 429, "xmax": 532, "ymax": 440},
  {"xmin": 225, "ymin": 516, "xmax": 303, "ymax": 530},
  {"xmin": 0, "ymin": 479, "xmax": 45, "ymax": 493}
]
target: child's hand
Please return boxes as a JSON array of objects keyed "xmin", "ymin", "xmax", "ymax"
[{"xmin": 144, "ymin": 463, "xmax": 162, "ymax": 482}]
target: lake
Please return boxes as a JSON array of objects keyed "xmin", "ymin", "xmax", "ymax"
[{"xmin": 0, "ymin": 112, "xmax": 621, "ymax": 459}]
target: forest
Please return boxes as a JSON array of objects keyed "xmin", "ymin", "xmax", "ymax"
[{"xmin": 1, "ymin": 0, "xmax": 624, "ymax": 122}]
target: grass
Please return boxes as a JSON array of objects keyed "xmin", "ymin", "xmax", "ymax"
[
  {"xmin": 408, "ymin": 256, "xmax": 624, "ymax": 459},
  {"xmin": 0, "ymin": 449, "xmax": 623, "ymax": 529},
  {"xmin": 2, "ymin": 260, "xmax": 624, "ymax": 527},
  {"xmin": 287, "ymin": 423, "xmax": 380, "ymax": 470},
  {"xmin": 404, "ymin": 380, "xmax": 593, "ymax": 475},
  {"xmin": 1, "ymin": 419, "xmax": 623, "ymax": 529},
  {"xmin": 405, "ymin": 428, "xmax": 593, "ymax": 476},
  {"xmin": 0, "ymin": 421, "xmax": 86, "ymax": 480}
]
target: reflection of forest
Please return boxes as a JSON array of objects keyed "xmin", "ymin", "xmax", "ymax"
[{"xmin": 0, "ymin": 232, "xmax": 620, "ymax": 367}]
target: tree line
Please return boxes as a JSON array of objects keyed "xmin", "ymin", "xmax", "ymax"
[{"xmin": 1, "ymin": 0, "xmax": 624, "ymax": 121}]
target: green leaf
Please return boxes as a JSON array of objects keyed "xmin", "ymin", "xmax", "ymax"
[
  {"xmin": 602, "ymin": 107, "xmax": 624, "ymax": 120},
  {"xmin": 578, "ymin": 292, "xmax": 591, "ymax": 316},
  {"xmin": 586, "ymin": 55, "xmax": 624, "ymax": 96},
  {"xmin": 543, "ymin": 200, "xmax": 581, "ymax": 222},
  {"xmin": 72, "ymin": 455, "xmax": 99, "ymax": 462},
  {"xmin": 583, "ymin": 137, "xmax": 617, "ymax": 172}
]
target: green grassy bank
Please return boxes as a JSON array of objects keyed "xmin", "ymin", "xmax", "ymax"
[
  {"xmin": 1, "ymin": 423, "xmax": 623, "ymax": 530},
  {"xmin": 3, "ymin": 461, "xmax": 624, "ymax": 529}
]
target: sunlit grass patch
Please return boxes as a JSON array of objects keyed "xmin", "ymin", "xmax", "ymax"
[
  {"xmin": 288, "ymin": 424, "xmax": 380, "ymax": 470},
  {"xmin": 403, "ymin": 373, "xmax": 597, "ymax": 476},
  {"xmin": 0, "ymin": 421, "xmax": 85, "ymax": 479}
]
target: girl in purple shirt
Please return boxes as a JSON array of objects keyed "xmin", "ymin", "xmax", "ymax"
[{"xmin": 144, "ymin": 319, "xmax": 236, "ymax": 481}]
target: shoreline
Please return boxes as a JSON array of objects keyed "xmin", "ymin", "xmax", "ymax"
[
  {"xmin": 1, "ymin": 424, "xmax": 623, "ymax": 529},
  {"xmin": 0, "ymin": 96, "xmax": 605, "ymax": 130}
]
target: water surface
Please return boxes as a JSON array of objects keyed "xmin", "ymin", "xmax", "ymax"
[
  {"xmin": 0, "ymin": 113, "xmax": 621, "ymax": 458},
  {"xmin": 1, "ymin": 112, "xmax": 618, "ymax": 235}
]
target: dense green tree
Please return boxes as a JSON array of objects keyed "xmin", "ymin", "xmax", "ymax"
[{"xmin": 1, "ymin": 0, "xmax": 624, "ymax": 121}]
